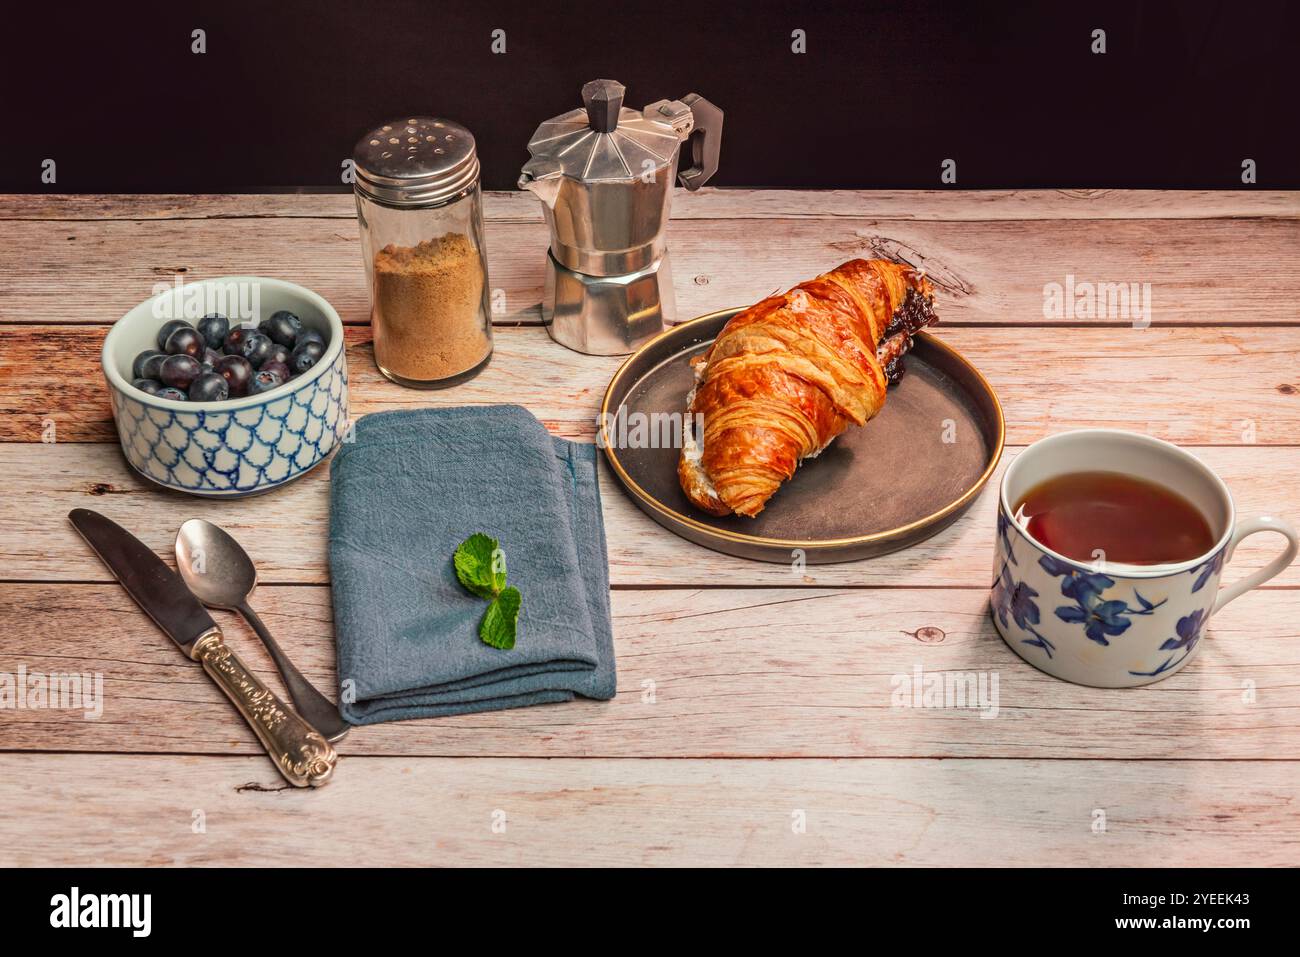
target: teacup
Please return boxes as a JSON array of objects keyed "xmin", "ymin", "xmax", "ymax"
[{"xmin": 990, "ymin": 429, "xmax": 1297, "ymax": 687}]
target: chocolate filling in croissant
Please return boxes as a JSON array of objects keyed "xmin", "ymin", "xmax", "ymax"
[{"xmin": 880, "ymin": 285, "xmax": 940, "ymax": 384}]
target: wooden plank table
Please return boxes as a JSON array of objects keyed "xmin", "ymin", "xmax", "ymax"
[{"xmin": 2, "ymin": 189, "xmax": 1298, "ymax": 867}]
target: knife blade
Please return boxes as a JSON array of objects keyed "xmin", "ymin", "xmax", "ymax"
[
  {"xmin": 68, "ymin": 508, "xmax": 337, "ymax": 787},
  {"xmin": 69, "ymin": 508, "xmax": 219, "ymax": 654}
]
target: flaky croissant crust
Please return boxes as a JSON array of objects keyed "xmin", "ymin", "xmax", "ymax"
[{"xmin": 679, "ymin": 259, "xmax": 935, "ymax": 518}]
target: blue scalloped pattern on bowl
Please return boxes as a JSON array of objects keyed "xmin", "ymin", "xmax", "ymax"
[{"xmin": 109, "ymin": 358, "xmax": 349, "ymax": 496}]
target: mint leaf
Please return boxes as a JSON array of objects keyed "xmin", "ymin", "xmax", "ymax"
[
  {"xmin": 479, "ymin": 586, "xmax": 521, "ymax": 650},
  {"xmin": 454, "ymin": 535, "xmax": 521, "ymax": 649},
  {"xmin": 454, "ymin": 533, "xmax": 499, "ymax": 599}
]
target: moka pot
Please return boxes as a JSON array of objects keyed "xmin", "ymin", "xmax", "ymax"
[{"xmin": 518, "ymin": 78, "xmax": 723, "ymax": 355}]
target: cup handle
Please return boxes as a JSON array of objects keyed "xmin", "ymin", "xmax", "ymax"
[{"xmin": 1213, "ymin": 515, "xmax": 1299, "ymax": 614}]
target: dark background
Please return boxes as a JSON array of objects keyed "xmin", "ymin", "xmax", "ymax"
[{"xmin": 3, "ymin": 0, "xmax": 1296, "ymax": 191}]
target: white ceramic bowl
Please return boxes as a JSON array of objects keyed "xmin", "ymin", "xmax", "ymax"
[{"xmin": 102, "ymin": 276, "xmax": 349, "ymax": 497}]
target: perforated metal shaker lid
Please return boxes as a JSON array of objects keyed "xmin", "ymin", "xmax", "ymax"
[{"xmin": 353, "ymin": 117, "xmax": 479, "ymax": 207}]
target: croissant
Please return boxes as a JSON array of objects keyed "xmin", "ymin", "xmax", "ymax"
[{"xmin": 678, "ymin": 259, "xmax": 937, "ymax": 517}]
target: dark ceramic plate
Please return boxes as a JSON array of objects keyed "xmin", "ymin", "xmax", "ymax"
[{"xmin": 599, "ymin": 308, "xmax": 1005, "ymax": 564}]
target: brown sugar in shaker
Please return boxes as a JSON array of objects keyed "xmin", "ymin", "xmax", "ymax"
[{"xmin": 353, "ymin": 118, "xmax": 493, "ymax": 387}]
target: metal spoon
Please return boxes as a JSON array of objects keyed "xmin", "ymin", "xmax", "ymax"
[{"xmin": 175, "ymin": 518, "xmax": 349, "ymax": 742}]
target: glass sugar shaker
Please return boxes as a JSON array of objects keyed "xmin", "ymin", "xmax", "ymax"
[{"xmin": 353, "ymin": 117, "xmax": 493, "ymax": 388}]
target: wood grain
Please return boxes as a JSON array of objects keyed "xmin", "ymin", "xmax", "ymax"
[
  {"xmin": 0, "ymin": 325, "xmax": 620, "ymax": 443},
  {"xmin": 3, "ymin": 443, "xmax": 1299, "ymax": 589},
  {"xmin": 3, "ymin": 324, "xmax": 1300, "ymax": 445},
  {"xmin": 1, "ymin": 583, "xmax": 1296, "ymax": 759},
  {"xmin": 3, "ymin": 190, "xmax": 1299, "ymax": 868},
  {"xmin": 5, "ymin": 210, "xmax": 1300, "ymax": 327},
  {"xmin": 3, "ymin": 188, "xmax": 1297, "ymax": 221},
  {"xmin": 0, "ymin": 753, "xmax": 1294, "ymax": 866}
]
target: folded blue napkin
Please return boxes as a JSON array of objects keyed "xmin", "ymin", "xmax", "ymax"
[{"xmin": 328, "ymin": 405, "xmax": 615, "ymax": 724}]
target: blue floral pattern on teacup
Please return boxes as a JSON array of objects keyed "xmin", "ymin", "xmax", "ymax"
[
  {"xmin": 1189, "ymin": 551, "xmax": 1224, "ymax": 592},
  {"xmin": 1129, "ymin": 610, "xmax": 1207, "ymax": 678},
  {"xmin": 989, "ymin": 506, "xmax": 1223, "ymax": 686},
  {"xmin": 990, "ymin": 563, "xmax": 1053, "ymax": 657},
  {"xmin": 996, "ymin": 509, "xmax": 1018, "ymax": 566},
  {"xmin": 1037, "ymin": 554, "xmax": 1166, "ymax": 645}
]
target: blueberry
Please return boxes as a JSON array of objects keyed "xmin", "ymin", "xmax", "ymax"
[
  {"xmin": 197, "ymin": 313, "xmax": 230, "ymax": 350},
  {"xmin": 156, "ymin": 319, "xmax": 191, "ymax": 351},
  {"xmin": 160, "ymin": 354, "xmax": 202, "ymax": 389},
  {"xmin": 264, "ymin": 342, "xmax": 291, "ymax": 368},
  {"xmin": 157, "ymin": 386, "xmax": 188, "ymax": 402},
  {"xmin": 140, "ymin": 351, "xmax": 168, "ymax": 380},
  {"xmin": 248, "ymin": 368, "xmax": 285, "ymax": 395},
  {"xmin": 164, "ymin": 326, "xmax": 205, "ymax": 358},
  {"xmin": 223, "ymin": 325, "xmax": 256, "ymax": 356},
  {"xmin": 132, "ymin": 377, "xmax": 164, "ymax": 396},
  {"xmin": 259, "ymin": 359, "xmax": 291, "ymax": 382},
  {"xmin": 201, "ymin": 347, "xmax": 222, "ymax": 371},
  {"xmin": 132, "ymin": 349, "xmax": 166, "ymax": 380},
  {"xmin": 259, "ymin": 310, "xmax": 303, "ymax": 348},
  {"xmin": 213, "ymin": 354, "xmax": 253, "ymax": 397},
  {"xmin": 188, "ymin": 371, "xmax": 230, "ymax": 402},
  {"xmin": 289, "ymin": 338, "xmax": 325, "ymax": 375},
  {"xmin": 296, "ymin": 327, "xmax": 325, "ymax": 351},
  {"xmin": 238, "ymin": 332, "xmax": 274, "ymax": 368}
]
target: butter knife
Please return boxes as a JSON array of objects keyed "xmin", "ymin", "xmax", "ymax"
[{"xmin": 69, "ymin": 508, "xmax": 337, "ymax": 788}]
